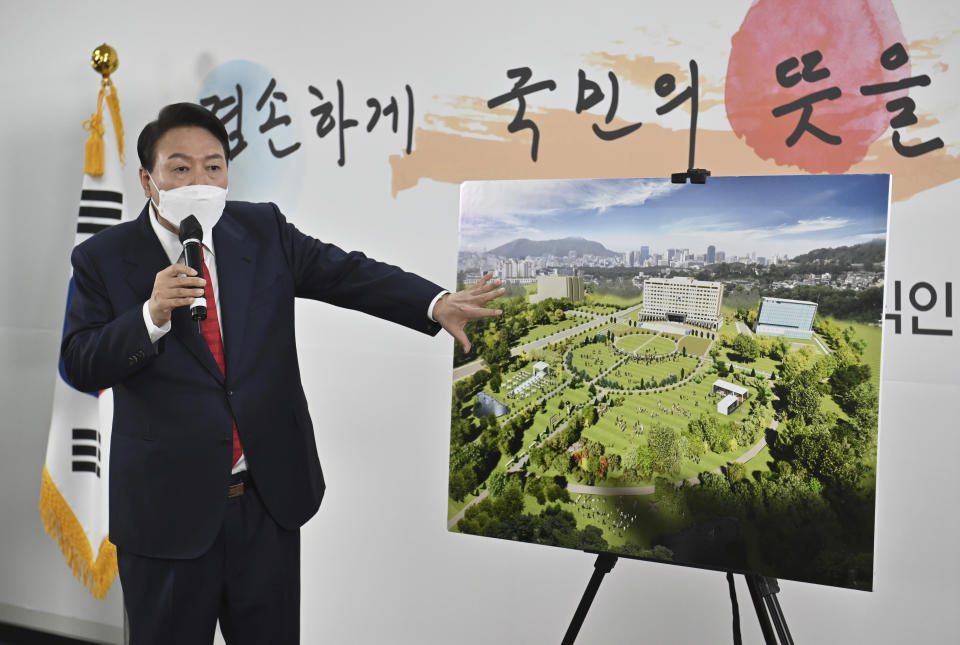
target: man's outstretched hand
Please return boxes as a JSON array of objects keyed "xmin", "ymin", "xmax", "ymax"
[{"xmin": 433, "ymin": 272, "xmax": 505, "ymax": 352}]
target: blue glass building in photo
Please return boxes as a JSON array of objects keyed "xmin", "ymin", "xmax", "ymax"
[{"xmin": 755, "ymin": 297, "xmax": 818, "ymax": 339}]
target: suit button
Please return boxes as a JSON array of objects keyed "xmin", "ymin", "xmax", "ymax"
[
  {"xmin": 128, "ymin": 355, "xmax": 139, "ymax": 365},
  {"xmin": 227, "ymin": 390, "xmax": 234, "ymax": 396}
]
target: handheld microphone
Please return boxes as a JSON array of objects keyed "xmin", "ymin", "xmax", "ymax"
[{"xmin": 178, "ymin": 215, "xmax": 207, "ymax": 322}]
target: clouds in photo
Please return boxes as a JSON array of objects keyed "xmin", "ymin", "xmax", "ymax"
[
  {"xmin": 458, "ymin": 174, "xmax": 889, "ymax": 256},
  {"xmin": 459, "ymin": 178, "xmax": 680, "ymax": 248}
]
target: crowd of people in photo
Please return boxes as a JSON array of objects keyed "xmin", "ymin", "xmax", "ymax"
[
  {"xmin": 574, "ymin": 494, "xmax": 640, "ymax": 540},
  {"xmin": 613, "ymin": 413, "xmax": 645, "ymax": 437}
]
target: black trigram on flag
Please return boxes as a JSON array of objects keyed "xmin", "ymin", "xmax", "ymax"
[
  {"xmin": 77, "ymin": 189, "xmax": 123, "ymax": 236},
  {"xmin": 71, "ymin": 428, "xmax": 101, "ymax": 477}
]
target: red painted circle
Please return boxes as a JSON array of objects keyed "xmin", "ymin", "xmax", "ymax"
[{"xmin": 725, "ymin": 0, "xmax": 909, "ymax": 172}]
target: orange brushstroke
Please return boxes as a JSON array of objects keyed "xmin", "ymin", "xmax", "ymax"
[
  {"xmin": 582, "ymin": 52, "xmax": 689, "ymax": 87},
  {"xmin": 392, "ymin": 31, "xmax": 957, "ymax": 201},
  {"xmin": 908, "ymin": 35, "xmax": 950, "ymax": 60},
  {"xmin": 389, "ymin": 102, "xmax": 959, "ymax": 203}
]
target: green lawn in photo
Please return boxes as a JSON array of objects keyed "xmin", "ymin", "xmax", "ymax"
[
  {"xmin": 818, "ymin": 392, "xmax": 845, "ymax": 419},
  {"xmin": 611, "ymin": 324, "xmax": 651, "ymax": 336},
  {"xmin": 718, "ymin": 311, "xmax": 741, "ymax": 337},
  {"xmin": 823, "ymin": 317, "xmax": 882, "ymax": 388},
  {"xmin": 580, "ymin": 381, "xmax": 764, "ymax": 485},
  {"xmin": 678, "ymin": 335, "xmax": 712, "ymax": 356},
  {"xmin": 657, "ymin": 330, "xmax": 685, "ymax": 341},
  {"xmin": 570, "ymin": 343, "xmax": 624, "ymax": 380},
  {"xmin": 586, "ymin": 293, "xmax": 644, "ymax": 308},
  {"xmin": 745, "ymin": 444, "xmax": 773, "ymax": 473},
  {"xmin": 515, "ymin": 317, "xmax": 583, "ymax": 345},
  {"xmin": 616, "ymin": 334, "xmax": 674, "ymax": 354},
  {"xmin": 524, "ymin": 346, "xmax": 562, "ymax": 365},
  {"xmin": 591, "ymin": 371, "xmax": 738, "ymax": 447},
  {"xmin": 613, "ymin": 332, "xmax": 657, "ymax": 352},
  {"xmin": 607, "ymin": 354, "xmax": 702, "ymax": 390}
]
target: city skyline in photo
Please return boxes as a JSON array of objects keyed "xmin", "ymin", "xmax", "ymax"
[{"xmin": 459, "ymin": 174, "xmax": 890, "ymax": 259}]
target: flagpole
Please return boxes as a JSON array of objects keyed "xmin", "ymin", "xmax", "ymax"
[{"xmin": 91, "ymin": 42, "xmax": 130, "ymax": 645}]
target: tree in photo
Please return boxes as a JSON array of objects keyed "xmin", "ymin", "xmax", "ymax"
[
  {"xmin": 625, "ymin": 443, "xmax": 656, "ymax": 481},
  {"xmin": 684, "ymin": 431, "xmax": 705, "ymax": 463},
  {"xmin": 525, "ymin": 476, "xmax": 546, "ymax": 504},
  {"xmin": 751, "ymin": 376, "xmax": 772, "ymax": 407},
  {"xmin": 545, "ymin": 481, "xmax": 570, "ymax": 503},
  {"xmin": 725, "ymin": 461, "xmax": 747, "ymax": 485},
  {"xmin": 731, "ymin": 333, "xmax": 760, "ymax": 362},
  {"xmin": 449, "ymin": 466, "xmax": 476, "ymax": 502},
  {"xmin": 647, "ymin": 422, "xmax": 685, "ymax": 475},
  {"xmin": 583, "ymin": 405, "xmax": 599, "ymax": 427},
  {"xmin": 551, "ymin": 451, "xmax": 573, "ymax": 474},
  {"xmin": 830, "ymin": 363, "xmax": 872, "ymax": 412},
  {"xmin": 489, "ymin": 370, "xmax": 502, "ymax": 393},
  {"xmin": 782, "ymin": 369, "xmax": 823, "ymax": 423},
  {"xmin": 488, "ymin": 469, "xmax": 509, "ymax": 496}
]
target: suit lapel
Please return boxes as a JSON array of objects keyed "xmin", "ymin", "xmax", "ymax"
[
  {"xmin": 213, "ymin": 210, "xmax": 257, "ymax": 373},
  {"xmin": 170, "ymin": 307, "xmax": 225, "ymax": 383},
  {"xmin": 125, "ymin": 204, "xmax": 224, "ymax": 383},
  {"xmin": 123, "ymin": 205, "xmax": 170, "ymax": 297}
]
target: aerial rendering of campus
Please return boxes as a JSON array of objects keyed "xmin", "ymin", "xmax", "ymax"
[{"xmin": 449, "ymin": 175, "xmax": 889, "ymax": 591}]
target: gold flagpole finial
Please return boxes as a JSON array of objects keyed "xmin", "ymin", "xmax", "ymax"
[{"xmin": 90, "ymin": 44, "xmax": 118, "ymax": 77}]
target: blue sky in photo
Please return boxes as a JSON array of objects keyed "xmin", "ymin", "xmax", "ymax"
[{"xmin": 459, "ymin": 174, "xmax": 890, "ymax": 258}]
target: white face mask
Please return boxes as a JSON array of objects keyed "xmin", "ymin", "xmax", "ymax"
[{"xmin": 149, "ymin": 174, "xmax": 227, "ymax": 235}]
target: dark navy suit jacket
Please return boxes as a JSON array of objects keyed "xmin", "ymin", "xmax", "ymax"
[{"xmin": 61, "ymin": 201, "xmax": 443, "ymax": 559}]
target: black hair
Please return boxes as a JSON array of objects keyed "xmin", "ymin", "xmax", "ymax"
[{"xmin": 137, "ymin": 102, "xmax": 230, "ymax": 172}]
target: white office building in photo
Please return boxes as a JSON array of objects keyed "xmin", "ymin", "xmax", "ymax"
[
  {"xmin": 755, "ymin": 297, "xmax": 818, "ymax": 339},
  {"xmin": 713, "ymin": 379, "xmax": 750, "ymax": 415},
  {"xmin": 530, "ymin": 275, "xmax": 585, "ymax": 303},
  {"xmin": 639, "ymin": 276, "xmax": 724, "ymax": 329}
]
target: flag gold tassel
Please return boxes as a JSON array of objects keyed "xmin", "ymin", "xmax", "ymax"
[
  {"xmin": 105, "ymin": 79, "xmax": 125, "ymax": 164},
  {"xmin": 82, "ymin": 81, "xmax": 106, "ymax": 176},
  {"xmin": 38, "ymin": 466, "xmax": 118, "ymax": 599},
  {"xmin": 82, "ymin": 76, "xmax": 124, "ymax": 176}
]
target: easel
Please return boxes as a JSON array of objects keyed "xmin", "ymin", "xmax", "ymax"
[
  {"xmin": 562, "ymin": 60, "xmax": 792, "ymax": 645},
  {"xmin": 561, "ymin": 555, "xmax": 793, "ymax": 644}
]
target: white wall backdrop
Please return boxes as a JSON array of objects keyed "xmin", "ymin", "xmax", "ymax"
[{"xmin": 1, "ymin": 1, "xmax": 958, "ymax": 643}]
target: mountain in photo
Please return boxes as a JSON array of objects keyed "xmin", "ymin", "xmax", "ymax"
[
  {"xmin": 489, "ymin": 237, "xmax": 621, "ymax": 259},
  {"xmin": 791, "ymin": 239, "xmax": 886, "ymax": 265}
]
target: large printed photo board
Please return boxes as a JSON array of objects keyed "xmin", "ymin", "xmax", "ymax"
[{"xmin": 448, "ymin": 175, "xmax": 889, "ymax": 591}]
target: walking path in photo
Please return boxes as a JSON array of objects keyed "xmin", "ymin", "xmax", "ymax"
[
  {"xmin": 446, "ymin": 314, "xmax": 777, "ymax": 529},
  {"xmin": 452, "ymin": 303, "xmax": 645, "ymax": 382}
]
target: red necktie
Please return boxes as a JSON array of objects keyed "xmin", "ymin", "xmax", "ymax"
[{"xmin": 200, "ymin": 252, "xmax": 243, "ymax": 467}]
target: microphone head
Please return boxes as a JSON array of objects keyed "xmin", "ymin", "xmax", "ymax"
[{"xmin": 178, "ymin": 215, "xmax": 203, "ymax": 244}]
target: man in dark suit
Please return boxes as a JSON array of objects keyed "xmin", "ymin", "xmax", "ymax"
[{"xmin": 61, "ymin": 103, "xmax": 502, "ymax": 644}]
